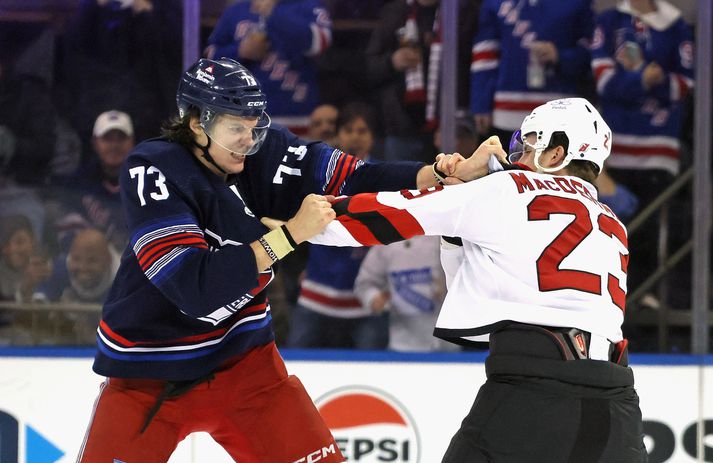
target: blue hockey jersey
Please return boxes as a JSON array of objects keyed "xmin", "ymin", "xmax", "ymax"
[
  {"xmin": 590, "ymin": 1, "xmax": 694, "ymax": 175},
  {"xmin": 470, "ymin": 0, "xmax": 594, "ymax": 130},
  {"xmin": 205, "ymin": 0, "xmax": 331, "ymax": 134},
  {"xmin": 94, "ymin": 125, "xmax": 422, "ymax": 380}
]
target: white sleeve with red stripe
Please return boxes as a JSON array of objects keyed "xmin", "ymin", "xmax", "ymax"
[{"xmin": 310, "ymin": 176, "xmax": 506, "ymax": 247}]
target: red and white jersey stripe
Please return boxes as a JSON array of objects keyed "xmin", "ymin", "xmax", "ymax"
[{"xmin": 470, "ymin": 39, "xmax": 500, "ymax": 72}]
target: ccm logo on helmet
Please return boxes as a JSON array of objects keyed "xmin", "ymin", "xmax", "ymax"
[
  {"xmin": 292, "ymin": 444, "xmax": 338, "ymax": 463},
  {"xmin": 247, "ymin": 101, "xmax": 266, "ymax": 106}
]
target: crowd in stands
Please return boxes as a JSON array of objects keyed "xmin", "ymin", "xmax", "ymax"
[{"xmin": 0, "ymin": 0, "xmax": 698, "ymax": 352}]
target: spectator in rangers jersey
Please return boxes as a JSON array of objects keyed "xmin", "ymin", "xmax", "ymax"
[
  {"xmin": 309, "ymin": 98, "xmax": 648, "ymax": 462},
  {"xmin": 76, "ymin": 57, "xmax": 448, "ymax": 462},
  {"xmin": 205, "ymin": 0, "xmax": 332, "ymax": 136},
  {"xmin": 470, "ymin": 0, "xmax": 594, "ymax": 144},
  {"xmin": 289, "ymin": 102, "xmax": 390, "ymax": 350},
  {"xmin": 590, "ymin": 0, "xmax": 694, "ymax": 295},
  {"xmin": 54, "ymin": 110, "xmax": 135, "ymax": 251}
]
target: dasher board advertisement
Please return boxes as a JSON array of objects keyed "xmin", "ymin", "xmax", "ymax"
[{"xmin": 0, "ymin": 351, "xmax": 710, "ymax": 462}]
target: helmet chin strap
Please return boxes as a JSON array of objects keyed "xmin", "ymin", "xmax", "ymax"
[{"xmin": 192, "ymin": 136, "xmax": 229, "ymax": 175}]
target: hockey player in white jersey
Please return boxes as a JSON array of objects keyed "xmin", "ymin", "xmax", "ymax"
[{"xmin": 310, "ymin": 98, "xmax": 647, "ymax": 462}]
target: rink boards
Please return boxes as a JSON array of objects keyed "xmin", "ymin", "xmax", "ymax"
[{"xmin": 0, "ymin": 349, "xmax": 711, "ymax": 463}]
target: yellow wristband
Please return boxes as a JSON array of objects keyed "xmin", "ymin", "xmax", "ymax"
[{"xmin": 262, "ymin": 227, "xmax": 294, "ymax": 260}]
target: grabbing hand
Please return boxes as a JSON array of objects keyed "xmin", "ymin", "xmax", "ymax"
[
  {"xmin": 435, "ymin": 136, "xmax": 506, "ymax": 183},
  {"xmin": 285, "ymin": 194, "xmax": 336, "ymax": 244}
]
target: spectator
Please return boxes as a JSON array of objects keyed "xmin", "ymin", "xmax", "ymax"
[
  {"xmin": 470, "ymin": 0, "xmax": 594, "ymax": 143},
  {"xmin": 56, "ymin": 110, "xmax": 134, "ymax": 250},
  {"xmin": 205, "ymin": 0, "xmax": 332, "ymax": 136},
  {"xmin": 590, "ymin": 0, "xmax": 694, "ymax": 291},
  {"xmin": 0, "ymin": 34, "xmax": 57, "ymax": 187},
  {"xmin": 63, "ymin": 0, "xmax": 182, "ymax": 149},
  {"xmin": 355, "ymin": 235, "xmax": 455, "ymax": 352},
  {"xmin": 289, "ymin": 102, "xmax": 388, "ymax": 349},
  {"xmin": 307, "ymin": 103, "xmax": 339, "ymax": 144},
  {"xmin": 366, "ymin": 0, "xmax": 481, "ymax": 162},
  {"xmin": 367, "ymin": 0, "xmax": 439, "ymax": 163},
  {"xmin": 32, "ymin": 228, "xmax": 118, "ymax": 345},
  {"xmin": 37, "ymin": 228, "xmax": 119, "ymax": 304},
  {"xmin": 0, "ymin": 215, "xmax": 51, "ymax": 303}
]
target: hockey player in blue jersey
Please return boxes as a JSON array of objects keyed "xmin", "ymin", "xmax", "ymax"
[{"xmin": 77, "ymin": 57, "xmax": 445, "ymax": 462}]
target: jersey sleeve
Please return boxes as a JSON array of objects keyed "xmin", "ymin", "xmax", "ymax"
[
  {"xmin": 310, "ymin": 175, "xmax": 506, "ymax": 247},
  {"xmin": 665, "ymin": 20, "xmax": 694, "ymax": 103},
  {"xmin": 255, "ymin": 127, "xmax": 422, "ymax": 220},
  {"xmin": 204, "ymin": 4, "xmax": 243, "ymax": 61},
  {"xmin": 122, "ymin": 157, "xmax": 260, "ymax": 320},
  {"xmin": 294, "ymin": 131, "xmax": 423, "ymax": 196},
  {"xmin": 590, "ymin": 13, "xmax": 647, "ymax": 104}
]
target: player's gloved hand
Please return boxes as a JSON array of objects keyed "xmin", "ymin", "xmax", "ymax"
[{"xmin": 284, "ymin": 194, "xmax": 336, "ymax": 244}]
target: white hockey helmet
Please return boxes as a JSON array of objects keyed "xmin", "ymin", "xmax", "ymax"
[{"xmin": 512, "ymin": 98, "xmax": 612, "ymax": 174}]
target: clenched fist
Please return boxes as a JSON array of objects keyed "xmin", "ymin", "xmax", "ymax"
[{"xmin": 285, "ymin": 194, "xmax": 336, "ymax": 244}]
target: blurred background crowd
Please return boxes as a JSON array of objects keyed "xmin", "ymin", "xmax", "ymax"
[{"xmin": 0, "ymin": 0, "xmax": 706, "ymax": 353}]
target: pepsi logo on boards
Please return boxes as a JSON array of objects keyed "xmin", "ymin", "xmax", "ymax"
[{"xmin": 316, "ymin": 386, "xmax": 420, "ymax": 462}]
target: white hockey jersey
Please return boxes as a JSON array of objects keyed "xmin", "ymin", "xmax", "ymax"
[{"xmin": 310, "ymin": 169, "xmax": 629, "ymax": 344}]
